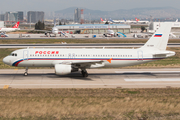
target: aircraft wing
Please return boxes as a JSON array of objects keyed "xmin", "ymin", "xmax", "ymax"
[
  {"xmin": 53, "ymin": 59, "xmax": 111, "ymax": 68},
  {"xmin": 45, "ymin": 31, "xmax": 52, "ymax": 33},
  {"xmin": 71, "ymin": 60, "xmax": 104, "ymax": 68}
]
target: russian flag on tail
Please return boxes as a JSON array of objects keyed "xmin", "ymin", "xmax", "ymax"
[{"xmin": 154, "ymin": 34, "xmax": 162, "ymax": 37}]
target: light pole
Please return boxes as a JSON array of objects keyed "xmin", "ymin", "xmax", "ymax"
[{"xmin": 30, "ymin": 13, "xmax": 31, "ymax": 29}]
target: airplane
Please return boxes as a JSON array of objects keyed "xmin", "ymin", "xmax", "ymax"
[
  {"xmin": 45, "ymin": 19, "xmax": 67, "ymax": 37},
  {"xmin": 45, "ymin": 21, "xmax": 58, "ymax": 37},
  {"xmin": 0, "ymin": 21, "xmax": 20, "ymax": 33},
  {"xmin": 116, "ymin": 18, "xmax": 136, "ymax": 24},
  {"xmin": 135, "ymin": 18, "xmax": 149, "ymax": 24},
  {"xmin": 103, "ymin": 29, "xmax": 115, "ymax": 37},
  {"xmin": 100, "ymin": 18, "xmax": 113, "ymax": 24},
  {"xmin": 3, "ymin": 23, "xmax": 175, "ymax": 77}
]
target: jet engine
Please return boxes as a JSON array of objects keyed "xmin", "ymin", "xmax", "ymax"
[{"xmin": 55, "ymin": 64, "xmax": 78, "ymax": 75}]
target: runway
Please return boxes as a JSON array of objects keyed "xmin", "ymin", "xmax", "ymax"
[
  {"xmin": 0, "ymin": 68, "xmax": 180, "ymax": 89},
  {"xmin": 0, "ymin": 43, "xmax": 180, "ymax": 48}
]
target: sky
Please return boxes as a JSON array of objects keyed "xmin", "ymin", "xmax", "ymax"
[{"xmin": 0, "ymin": 0, "xmax": 180, "ymax": 13}]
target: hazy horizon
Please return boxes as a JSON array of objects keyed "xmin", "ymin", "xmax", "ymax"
[{"xmin": 0, "ymin": 0, "xmax": 179, "ymax": 13}]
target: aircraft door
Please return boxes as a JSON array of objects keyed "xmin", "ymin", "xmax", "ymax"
[
  {"xmin": 68, "ymin": 53, "xmax": 71, "ymax": 58},
  {"xmin": 68, "ymin": 53, "xmax": 75, "ymax": 59},
  {"xmin": 137, "ymin": 50, "xmax": 143, "ymax": 61},
  {"xmin": 23, "ymin": 50, "xmax": 29, "ymax": 60},
  {"xmin": 72, "ymin": 53, "xmax": 75, "ymax": 59}
]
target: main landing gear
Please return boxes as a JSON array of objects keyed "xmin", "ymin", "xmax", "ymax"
[
  {"xmin": 24, "ymin": 67, "xmax": 28, "ymax": 76},
  {"xmin": 81, "ymin": 69, "xmax": 88, "ymax": 77}
]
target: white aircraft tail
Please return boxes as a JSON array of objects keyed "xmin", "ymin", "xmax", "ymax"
[
  {"xmin": 140, "ymin": 23, "xmax": 172, "ymax": 51},
  {"xmin": 54, "ymin": 18, "xmax": 56, "ymax": 27}
]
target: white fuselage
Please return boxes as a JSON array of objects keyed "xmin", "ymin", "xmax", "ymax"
[
  {"xmin": 105, "ymin": 30, "xmax": 115, "ymax": 36},
  {"xmin": 52, "ymin": 27, "xmax": 58, "ymax": 35},
  {"xmin": 3, "ymin": 48, "xmax": 174, "ymax": 68},
  {"xmin": 0, "ymin": 28, "xmax": 19, "ymax": 32}
]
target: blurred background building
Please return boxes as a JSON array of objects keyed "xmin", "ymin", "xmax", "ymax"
[
  {"xmin": 27, "ymin": 11, "xmax": 44, "ymax": 23},
  {"xmin": 74, "ymin": 8, "xmax": 81, "ymax": 23}
]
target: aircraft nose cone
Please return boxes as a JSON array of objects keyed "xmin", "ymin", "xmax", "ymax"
[{"xmin": 3, "ymin": 57, "xmax": 9, "ymax": 65}]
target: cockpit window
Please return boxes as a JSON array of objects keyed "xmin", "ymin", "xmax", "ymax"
[{"xmin": 9, "ymin": 53, "xmax": 17, "ymax": 56}]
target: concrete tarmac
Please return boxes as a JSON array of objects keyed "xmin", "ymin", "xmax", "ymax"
[{"xmin": 0, "ymin": 68, "xmax": 180, "ymax": 89}]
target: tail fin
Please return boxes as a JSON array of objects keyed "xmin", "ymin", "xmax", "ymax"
[
  {"xmin": 12, "ymin": 21, "xmax": 20, "ymax": 28},
  {"xmin": 135, "ymin": 18, "xmax": 139, "ymax": 21},
  {"xmin": 54, "ymin": 18, "xmax": 56, "ymax": 27},
  {"xmin": 110, "ymin": 18, "xmax": 114, "ymax": 23},
  {"xmin": 123, "ymin": 18, "xmax": 126, "ymax": 22},
  {"xmin": 141, "ymin": 23, "xmax": 172, "ymax": 51},
  {"xmin": 100, "ymin": 18, "xmax": 104, "ymax": 22}
]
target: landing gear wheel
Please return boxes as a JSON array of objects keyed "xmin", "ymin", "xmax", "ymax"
[
  {"xmin": 24, "ymin": 72, "xmax": 28, "ymax": 76},
  {"xmin": 24, "ymin": 67, "xmax": 28, "ymax": 76},
  {"xmin": 83, "ymin": 72, "xmax": 88, "ymax": 77},
  {"xmin": 81, "ymin": 70, "xmax": 88, "ymax": 77}
]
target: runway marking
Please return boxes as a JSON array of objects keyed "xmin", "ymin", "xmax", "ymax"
[
  {"xmin": 3, "ymin": 85, "xmax": 9, "ymax": 89},
  {"xmin": 115, "ymin": 71, "xmax": 180, "ymax": 73},
  {"xmin": 125, "ymin": 78, "xmax": 180, "ymax": 81}
]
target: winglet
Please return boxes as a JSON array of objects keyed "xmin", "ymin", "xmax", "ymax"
[{"xmin": 107, "ymin": 58, "xmax": 112, "ymax": 63}]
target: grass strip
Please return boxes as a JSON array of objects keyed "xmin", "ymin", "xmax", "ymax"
[
  {"xmin": 0, "ymin": 88, "xmax": 180, "ymax": 119},
  {"xmin": 0, "ymin": 38, "xmax": 180, "ymax": 44}
]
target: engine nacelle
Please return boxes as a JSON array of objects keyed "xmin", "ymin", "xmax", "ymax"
[{"xmin": 55, "ymin": 64, "xmax": 71, "ymax": 75}]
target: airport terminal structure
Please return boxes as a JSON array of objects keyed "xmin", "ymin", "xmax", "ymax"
[{"xmin": 56, "ymin": 24, "xmax": 131, "ymax": 34}]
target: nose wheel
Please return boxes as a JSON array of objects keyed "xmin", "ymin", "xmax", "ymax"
[
  {"xmin": 24, "ymin": 67, "xmax": 28, "ymax": 76},
  {"xmin": 81, "ymin": 69, "xmax": 88, "ymax": 77}
]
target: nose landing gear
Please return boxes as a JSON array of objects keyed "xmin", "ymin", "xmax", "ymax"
[{"xmin": 24, "ymin": 67, "xmax": 28, "ymax": 76}]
